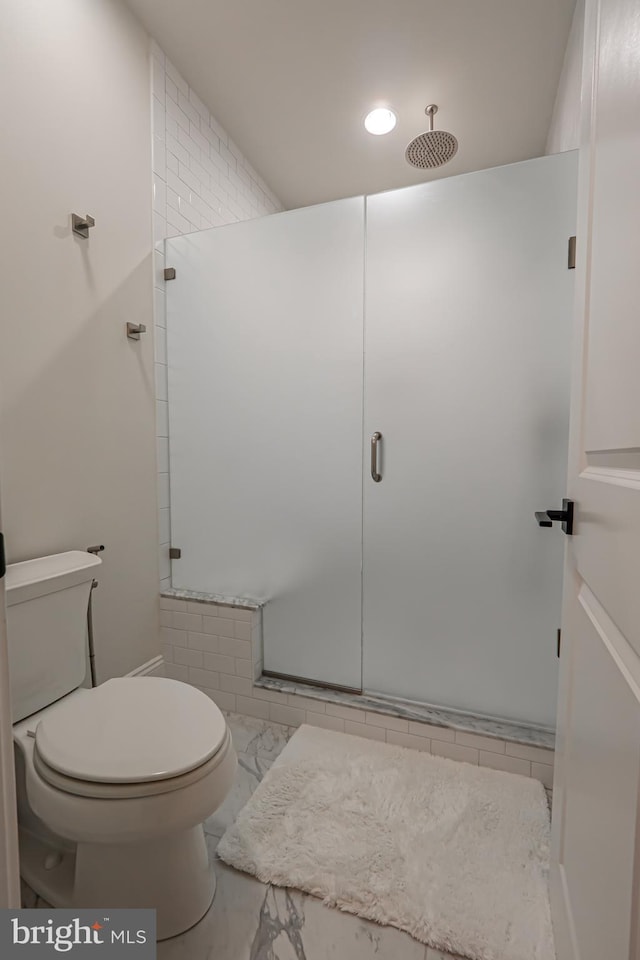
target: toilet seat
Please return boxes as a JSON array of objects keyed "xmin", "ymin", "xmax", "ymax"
[
  {"xmin": 34, "ymin": 677, "xmax": 228, "ymax": 788},
  {"xmin": 17, "ymin": 691, "xmax": 237, "ymax": 847},
  {"xmin": 33, "ymin": 728, "xmax": 234, "ymax": 799}
]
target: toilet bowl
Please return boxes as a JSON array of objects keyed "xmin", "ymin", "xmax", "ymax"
[
  {"xmin": 14, "ymin": 677, "xmax": 237, "ymax": 940},
  {"xmin": 6, "ymin": 551, "xmax": 238, "ymax": 938}
]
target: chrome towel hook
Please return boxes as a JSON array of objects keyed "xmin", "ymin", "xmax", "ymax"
[{"xmin": 71, "ymin": 213, "xmax": 95, "ymax": 239}]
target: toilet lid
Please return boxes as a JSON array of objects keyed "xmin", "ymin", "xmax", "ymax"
[{"xmin": 34, "ymin": 678, "xmax": 228, "ymax": 783}]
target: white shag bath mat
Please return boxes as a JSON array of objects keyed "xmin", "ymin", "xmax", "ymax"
[{"xmin": 218, "ymin": 724, "xmax": 554, "ymax": 960}]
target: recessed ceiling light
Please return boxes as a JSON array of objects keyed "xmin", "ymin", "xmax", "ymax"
[{"xmin": 364, "ymin": 108, "xmax": 397, "ymax": 136}]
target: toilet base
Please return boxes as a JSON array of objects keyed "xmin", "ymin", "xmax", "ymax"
[{"xmin": 19, "ymin": 824, "xmax": 215, "ymax": 940}]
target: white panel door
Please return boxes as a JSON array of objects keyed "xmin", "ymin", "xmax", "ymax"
[
  {"xmin": 167, "ymin": 198, "xmax": 364, "ymax": 690},
  {"xmin": 364, "ymin": 153, "xmax": 577, "ymax": 727},
  {"xmin": 551, "ymin": 0, "xmax": 640, "ymax": 956}
]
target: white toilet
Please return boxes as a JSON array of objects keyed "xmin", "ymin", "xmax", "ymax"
[{"xmin": 7, "ymin": 551, "xmax": 237, "ymax": 940}]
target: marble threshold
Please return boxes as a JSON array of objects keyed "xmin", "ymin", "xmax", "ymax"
[{"xmin": 256, "ymin": 676, "xmax": 555, "ymax": 750}]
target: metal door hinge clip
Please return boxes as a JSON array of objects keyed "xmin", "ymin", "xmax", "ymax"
[
  {"xmin": 169, "ymin": 547, "xmax": 182, "ymax": 560},
  {"xmin": 164, "ymin": 267, "xmax": 176, "ymax": 281},
  {"xmin": 568, "ymin": 236, "xmax": 576, "ymax": 269}
]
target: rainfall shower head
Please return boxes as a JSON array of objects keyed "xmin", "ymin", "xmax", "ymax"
[{"xmin": 405, "ymin": 105, "xmax": 458, "ymax": 170}]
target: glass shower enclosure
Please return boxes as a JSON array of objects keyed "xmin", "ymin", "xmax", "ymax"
[
  {"xmin": 166, "ymin": 151, "xmax": 577, "ymax": 727},
  {"xmin": 166, "ymin": 198, "xmax": 365, "ymax": 690}
]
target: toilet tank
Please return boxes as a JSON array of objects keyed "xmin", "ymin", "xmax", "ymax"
[{"xmin": 5, "ymin": 551, "xmax": 102, "ymax": 723}]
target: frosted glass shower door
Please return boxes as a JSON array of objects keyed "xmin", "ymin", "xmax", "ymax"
[
  {"xmin": 363, "ymin": 153, "xmax": 577, "ymax": 726},
  {"xmin": 166, "ymin": 198, "xmax": 364, "ymax": 689}
]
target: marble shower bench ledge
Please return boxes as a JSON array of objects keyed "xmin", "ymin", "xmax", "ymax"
[
  {"xmin": 255, "ymin": 676, "xmax": 556, "ymax": 750},
  {"xmin": 161, "ymin": 588, "xmax": 265, "ymax": 611}
]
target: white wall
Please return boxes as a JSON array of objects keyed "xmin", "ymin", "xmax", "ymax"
[
  {"xmin": 546, "ymin": 0, "xmax": 585, "ymax": 154},
  {"xmin": 149, "ymin": 44, "xmax": 283, "ymax": 591},
  {"xmin": 0, "ymin": 0, "xmax": 159, "ymax": 681}
]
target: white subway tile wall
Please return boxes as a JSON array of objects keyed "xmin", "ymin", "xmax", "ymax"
[
  {"xmin": 159, "ymin": 595, "xmax": 555, "ymax": 785},
  {"xmin": 149, "ymin": 39, "xmax": 283, "ymax": 591}
]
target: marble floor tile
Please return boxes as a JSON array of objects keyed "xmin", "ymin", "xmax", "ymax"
[
  {"xmin": 22, "ymin": 714, "xmax": 462, "ymax": 960},
  {"xmin": 226, "ymin": 712, "xmax": 294, "ymax": 759},
  {"xmin": 162, "ymin": 716, "xmax": 462, "ymax": 960},
  {"xmin": 158, "ymin": 856, "xmax": 431, "ymax": 960},
  {"xmin": 426, "ymin": 950, "xmax": 466, "ymax": 960},
  {"xmin": 204, "ymin": 751, "xmax": 273, "ymax": 839},
  {"xmin": 157, "ymin": 859, "xmax": 267, "ymax": 960}
]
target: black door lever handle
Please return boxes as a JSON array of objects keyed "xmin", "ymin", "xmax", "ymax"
[
  {"xmin": 535, "ymin": 499, "xmax": 574, "ymax": 535},
  {"xmin": 534, "ymin": 512, "xmax": 553, "ymax": 528}
]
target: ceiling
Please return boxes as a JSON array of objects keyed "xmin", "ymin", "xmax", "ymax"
[{"xmin": 126, "ymin": 0, "xmax": 576, "ymax": 210}]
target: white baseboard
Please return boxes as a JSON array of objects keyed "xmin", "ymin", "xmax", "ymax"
[{"xmin": 126, "ymin": 655, "xmax": 165, "ymax": 679}]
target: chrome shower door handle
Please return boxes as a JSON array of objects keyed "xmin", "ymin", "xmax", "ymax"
[{"xmin": 371, "ymin": 432, "xmax": 382, "ymax": 482}]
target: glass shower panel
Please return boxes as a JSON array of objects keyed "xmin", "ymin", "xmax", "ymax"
[
  {"xmin": 166, "ymin": 198, "xmax": 364, "ymax": 690},
  {"xmin": 363, "ymin": 153, "xmax": 577, "ymax": 726}
]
